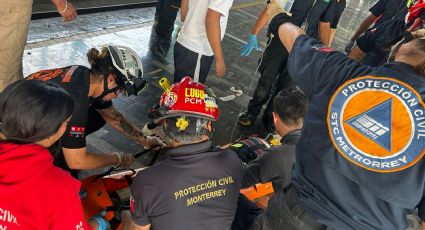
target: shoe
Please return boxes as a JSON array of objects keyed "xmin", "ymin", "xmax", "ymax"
[{"xmin": 237, "ymin": 112, "xmax": 255, "ymax": 126}]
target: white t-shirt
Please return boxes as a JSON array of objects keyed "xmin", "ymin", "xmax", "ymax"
[{"xmin": 176, "ymin": 0, "xmax": 234, "ymax": 56}]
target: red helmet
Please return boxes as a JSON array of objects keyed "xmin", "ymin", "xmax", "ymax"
[{"xmin": 156, "ymin": 77, "xmax": 220, "ymax": 122}]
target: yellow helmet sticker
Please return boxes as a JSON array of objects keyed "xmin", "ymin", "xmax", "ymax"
[{"xmin": 176, "ymin": 117, "xmax": 189, "ymax": 131}]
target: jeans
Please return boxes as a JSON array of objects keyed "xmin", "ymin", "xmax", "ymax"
[{"xmin": 155, "ymin": 0, "xmax": 181, "ymax": 40}]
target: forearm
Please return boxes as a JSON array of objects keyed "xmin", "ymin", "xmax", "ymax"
[
  {"xmin": 277, "ymin": 22, "xmax": 305, "ymax": 53},
  {"xmin": 181, "ymin": 0, "xmax": 189, "ymax": 22},
  {"xmin": 319, "ymin": 22, "xmax": 331, "ymax": 46},
  {"xmin": 63, "ymin": 147, "xmax": 118, "ymax": 170},
  {"xmin": 51, "ymin": 0, "xmax": 66, "ymax": 8},
  {"xmin": 329, "ymin": 29, "xmax": 337, "ymax": 46},
  {"xmin": 251, "ymin": 7, "xmax": 268, "ymax": 35},
  {"xmin": 206, "ymin": 9, "xmax": 225, "ymax": 61},
  {"xmin": 98, "ymin": 107, "xmax": 147, "ymax": 146},
  {"xmin": 350, "ymin": 14, "xmax": 376, "ymax": 41}
]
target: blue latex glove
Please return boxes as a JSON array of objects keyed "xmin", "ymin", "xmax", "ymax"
[
  {"xmin": 89, "ymin": 211, "xmax": 110, "ymax": 230},
  {"xmin": 240, "ymin": 34, "xmax": 260, "ymax": 56}
]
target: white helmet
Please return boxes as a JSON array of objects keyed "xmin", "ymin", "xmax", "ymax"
[{"xmin": 106, "ymin": 45, "xmax": 147, "ymax": 96}]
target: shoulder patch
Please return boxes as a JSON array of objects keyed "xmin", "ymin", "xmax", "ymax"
[
  {"xmin": 327, "ymin": 76, "xmax": 425, "ymax": 172},
  {"xmin": 27, "ymin": 68, "xmax": 63, "ymax": 81}
]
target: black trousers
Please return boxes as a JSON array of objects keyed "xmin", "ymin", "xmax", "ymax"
[
  {"xmin": 232, "ymin": 194, "xmax": 263, "ymax": 230},
  {"xmin": 155, "ymin": 0, "xmax": 181, "ymax": 40},
  {"xmin": 360, "ymin": 49, "xmax": 389, "ymax": 67},
  {"xmin": 173, "ymin": 42, "xmax": 214, "ymax": 84},
  {"xmin": 53, "ymin": 106, "xmax": 107, "ymax": 178},
  {"xmin": 252, "ymin": 185, "xmax": 328, "ymax": 230},
  {"xmin": 246, "ymin": 36, "xmax": 295, "ymax": 121}
]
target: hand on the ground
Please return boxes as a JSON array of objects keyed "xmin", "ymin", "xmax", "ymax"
[
  {"xmin": 215, "ymin": 59, "xmax": 227, "ymax": 78},
  {"xmin": 144, "ymin": 136, "xmax": 166, "ymax": 149},
  {"xmin": 348, "ymin": 46, "xmax": 365, "ymax": 61},
  {"xmin": 56, "ymin": 0, "xmax": 78, "ymax": 22},
  {"xmin": 88, "ymin": 211, "xmax": 110, "ymax": 230},
  {"xmin": 266, "ymin": 0, "xmax": 285, "ymax": 23},
  {"xmin": 344, "ymin": 40, "xmax": 355, "ymax": 53},
  {"xmin": 240, "ymin": 35, "xmax": 260, "ymax": 56}
]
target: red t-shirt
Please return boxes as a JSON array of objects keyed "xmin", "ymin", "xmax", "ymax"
[{"xmin": 0, "ymin": 142, "xmax": 91, "ymax": 230}]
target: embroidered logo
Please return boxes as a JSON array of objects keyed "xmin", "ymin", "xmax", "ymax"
[
  {"xmin": 69, "ymin": 126, "xmax": 85, "ymax": 138},
  {"xmin": 328, "ymin": 76, "xmax": 425, "ymax": 172}
]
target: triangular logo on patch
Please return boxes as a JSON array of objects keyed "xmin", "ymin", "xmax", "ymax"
[{"xmin": 345, "ymin": 99, "xmax": 392, "ymax": 151}]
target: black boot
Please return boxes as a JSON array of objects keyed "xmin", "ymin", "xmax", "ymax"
[{"xmin": 237, "ymin": 112, "xmax": 256, "ymax": 126}]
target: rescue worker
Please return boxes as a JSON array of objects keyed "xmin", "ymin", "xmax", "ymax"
[
  {"xmin": 241, "ymin": 88, "xmax": 307, "ymax": 192},
  {"xmin": 253, "ymin": 1, "xmax": 425, "ymax": 229},
  {"xmin": 318, "ymin": 0, "xmax": 346, "ymax": 47},
  {"xmin": 348, "ymin": 0, "xmax": 425, "ymax": 66},
  {"xmin": 129, "ymin": 77, "xmax": 243, "ymax": 230},
  {"xmin": 26, "ymin": 45, "xmax": 164, "ymax": 175},
  {"xmin": 345, "ymin": 0, "xmax": 408, "ymax": 66},
  {"xmin": 238, "ymin": 0, "xmax": 344, "ymax": 132},
  {"xmin": 0, "ymin": 80, "xmax": 109, "ymax": 229},
  {"xmin": 232, "ymin": 88, "xmax": 307, "ymax": 230}
]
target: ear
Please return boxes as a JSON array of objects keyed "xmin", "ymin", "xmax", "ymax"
[
  {"xmin": 272, "ymin": 112, "xmax": 279, "ymax": 125},
  {"xmin": 107, "ymin": 73, "xmax": 115, "ymax": 83},
  {"xmin": 207, "ymin": 121, "xmax": 212, "ymax": 131}
]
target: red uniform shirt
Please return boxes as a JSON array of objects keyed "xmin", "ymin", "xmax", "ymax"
[{"xmin": 0, "ymin": 142, "xmax": 91, "ymax": 230}]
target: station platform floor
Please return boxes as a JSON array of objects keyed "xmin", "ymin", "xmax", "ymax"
[{"xmin": 22, "ymin": 1, "xmax": 423, "ymax": 228}]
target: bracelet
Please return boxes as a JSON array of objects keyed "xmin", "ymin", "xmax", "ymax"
[
  {"xmin": 59, "ymin": 0, "xmax": 68, "ymax": 14},
  {"xmin": 112, "ymin": 152, "xmax": 122, "ymax": 168}
]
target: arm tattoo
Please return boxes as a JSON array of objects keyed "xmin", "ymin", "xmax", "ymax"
[{"xmin": 103, "ymin": 107, "xmax": 145, "ymax": 143}]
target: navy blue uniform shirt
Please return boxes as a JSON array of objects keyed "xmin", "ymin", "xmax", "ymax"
[
  {"xmin": 370, "ymin": 0, "xmax": 407, "ymax": 27},
  {"xmin": 130, "ymin": 141, "xmax": 243, "ymax": 230},
  {"xmin": 288, "ymin": 35, "xmax": 425, "ymax": 230},
  {"xmin": 321, "ymin": 0, "xmax": 346, "ymax": 29}
]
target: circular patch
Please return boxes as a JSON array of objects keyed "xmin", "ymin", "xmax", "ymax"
[
  {"xmin": 164, "ymin": 92, "xmax": 178, "ymax": 107},
  {"xmin": 328, "ymin": 76, "xmax": 425, "ymax": 172}
]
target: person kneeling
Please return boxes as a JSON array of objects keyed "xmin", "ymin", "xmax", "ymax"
[
  {"xmin": 128, "ymin": 77, "xmax": 243, "ymax": 230},
  {"xmin": 0, "ymin": 80, "xmax": 108, "ymax": 229}
]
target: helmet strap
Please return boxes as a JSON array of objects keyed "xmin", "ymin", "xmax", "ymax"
[{"xmin": 93, "ymin": 75, "xmax": 121, "ymax": 100}]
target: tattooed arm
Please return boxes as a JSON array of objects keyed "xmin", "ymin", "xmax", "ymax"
[{"xmin": 97, "ymin": 106, "xmax": 148, "ymax": 146}]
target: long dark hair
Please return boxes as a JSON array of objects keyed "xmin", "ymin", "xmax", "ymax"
[{"xmin": 0, "ymin": 80, "xmax": 74, "ymax": 143}]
